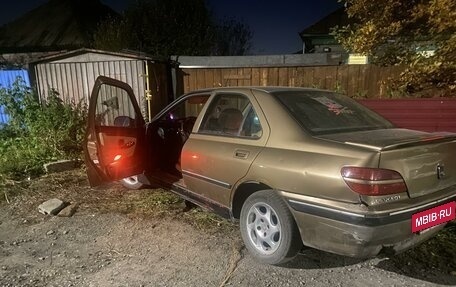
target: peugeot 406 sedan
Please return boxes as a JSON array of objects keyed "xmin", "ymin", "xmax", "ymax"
[{"xmin": 84, "ymin": 76, "xmax": 456, "ymax": 265}]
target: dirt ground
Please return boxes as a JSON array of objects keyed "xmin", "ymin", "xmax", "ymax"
[{"xmin": 1, "ymin": 169, "xmax": 455, "ymax": 287}]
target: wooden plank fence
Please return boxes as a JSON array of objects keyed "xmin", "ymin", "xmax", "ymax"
[
  {"xmin": 180, "ymin": 64, "xmax": 456, "ymax": 133},
  {"xmin": 181, "ymin": 64, "xmax": 404, "ymax": 98}
]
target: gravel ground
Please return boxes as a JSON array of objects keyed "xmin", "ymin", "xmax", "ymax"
[{"xmin": 0, "ymin": 169, "xmax": 455, "ymax": 287}]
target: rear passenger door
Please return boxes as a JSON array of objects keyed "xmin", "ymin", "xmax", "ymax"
[{"xmin": 181, "ymin": 91, "xmax": 269, "ymax": 208}]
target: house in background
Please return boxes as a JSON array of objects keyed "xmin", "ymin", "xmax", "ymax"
[
  {"xmin": 0, "ymin": 0, "xmax": 118, "ymax": 67},
  {"xmin": 297, "ymin": 7, "xmax": 365, "ymax": 64},
  {"xmin": 299, "ymin": 7, "xmax": 348, "ymax": 54},
  {"xmin": 298, "ymin": 6, "xmax": 434, "ymax": 65}
]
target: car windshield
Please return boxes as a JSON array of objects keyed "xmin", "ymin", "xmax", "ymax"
[{"xmin": 273, "ymin": 90, "xmax": 394, "ymax": 135}]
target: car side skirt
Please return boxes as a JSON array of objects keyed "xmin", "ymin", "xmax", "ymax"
[
  {"xmin": 182, "ymin": 170, "xmax": 232, "ymax": 189},
  {"xmin": 171, "ymin": 184, "xmax": 232, "ymax": 219},
  {"xmin": 145, "ymin": 172, "xmax": 232, "ymax": 219}
]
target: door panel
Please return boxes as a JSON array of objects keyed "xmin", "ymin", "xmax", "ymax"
[
  {"xmin": 181, "ymin": 92, "xmax": 269, "ymax": 207},
  {"xmin": 182, "ymin": 136, "xmax": 265, "ymax": 207},
  {"xmin": 83, "ymin": 76, "xmax": 145, "ymax": 187}
]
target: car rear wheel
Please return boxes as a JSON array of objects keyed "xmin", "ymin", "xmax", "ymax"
[
  {"xmin": 240, "ymin": 190, "xmax": 302, "ymax": 265},
  {"xmin": 120, "ymin": 175, "xmax": 144, "ymax": 190}
]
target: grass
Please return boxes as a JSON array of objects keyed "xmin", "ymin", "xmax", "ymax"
[
  {"xmin": 0, "ymin": 177, "xmax": 30, "ymax": 203},
  {"xmin": 0, "ymin": 168, "xmax": 236, "ymax": 234},
  {"xmin": 390, "ymin": 223, "xmax": 456, "ymax": 273},
  {"xmin": 4, "ymin": 168, "xmax": 454, "ymax": 272},
  {"xmin": 99, "ymin": 189, "xmax": 237, "ymax": 232},
  {"xmin": 181, "ymin": 208, "xmax": 237, "ymax": 231},
  {"xmin": 101, "ymin": 189, "xmax": 184, "ymax": 216}
]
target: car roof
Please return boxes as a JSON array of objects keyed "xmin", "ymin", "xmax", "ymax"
[{"xmin": 185, "ymin": 86, "xmax": 327, "ymax": 95}]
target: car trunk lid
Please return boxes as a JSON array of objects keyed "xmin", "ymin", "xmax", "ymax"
[{"xmin": 319, "ymin": 128, "xmax": 456, "ymax": 198}]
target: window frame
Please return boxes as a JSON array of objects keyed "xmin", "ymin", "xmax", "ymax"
[{"xmin": 197, "ymin": 92, "xmax": 263, "ymax": 140}]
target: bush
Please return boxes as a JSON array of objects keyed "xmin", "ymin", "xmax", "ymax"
[{"xmin": 0, "ymin": 78, "xmax": 87, "ymax": 180}]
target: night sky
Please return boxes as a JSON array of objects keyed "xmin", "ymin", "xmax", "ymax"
[{"xmin": 0, "ymin": 0, "xmax": 341, "ymax": 55}]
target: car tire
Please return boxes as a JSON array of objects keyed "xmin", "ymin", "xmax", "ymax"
[
  {"xmin": 120, "ymin": 175, "xmax": 145, "ymax": 190},
  {"xmin": 240, "ymin": 190, "xmax": 302, "ymax": 265}
]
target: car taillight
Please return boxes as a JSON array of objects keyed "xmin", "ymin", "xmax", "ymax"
[{"xmin": 341, "ymin": 166, "xmax": 407, "ymax": 196}]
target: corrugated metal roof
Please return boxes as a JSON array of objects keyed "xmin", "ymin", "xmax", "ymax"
[
  {"xmin": 0, "ymin": 70, "xmax": 30, "ymax": 87},
  {"xmin": 359, "ymin": 98, "xmax": 456, "ymax": 133},
  {"xmin": 31, "ymin": 48, "xmax": 167, "ymax": 64},
  {"xmin": 0, "ymin": 69, "xmax": 31, "ymax": 124}
]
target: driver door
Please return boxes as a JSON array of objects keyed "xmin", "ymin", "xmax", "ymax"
[{"xmin": 84, "ymin": 76, "xmax": 146, "ymax": 187}]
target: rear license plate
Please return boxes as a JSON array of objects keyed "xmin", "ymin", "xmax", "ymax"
[{"xmin": 411, "ymin": 201, "xmax": 455, "ymax": 233}]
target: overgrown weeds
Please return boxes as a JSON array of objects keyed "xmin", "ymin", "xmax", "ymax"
[
  {"xmin": 3, "ymin": 168, "xmax": 236, "ymax": 233},
  {"xmin": 0, "ymin": 78, "xmax": 87, "ymax": 185},
  {"xmin": 390, "ymin": 224, "xmax": 456, "ymax": 274},
  {"xmin": 93, "ymin": 187, "xmax": 236, "ymax": 232}
]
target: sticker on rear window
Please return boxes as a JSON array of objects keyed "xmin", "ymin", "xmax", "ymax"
[{"xmin": 313, "ymin": 96, "xmax": 354, "ymax": 115}]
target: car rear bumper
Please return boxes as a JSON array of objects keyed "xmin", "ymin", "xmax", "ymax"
[{"xmin": 282, "ymin": 192, "xmax": 455, "ymax": 258}]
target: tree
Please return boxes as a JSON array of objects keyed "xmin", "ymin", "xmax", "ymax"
[
  {"xmin": 212, "ymin": 18, "xmax": 252, "ymax": 56},
  {"xmin": 335, "ymin": 0, "xmax": 456, "ymax": 96},
  {"xmin": 93, "ymin": 0, "xmax": 252, "ymax": 56},
  {"xmin": 92, "ymin": 16, "xmax": 130, "ymax": 52}
]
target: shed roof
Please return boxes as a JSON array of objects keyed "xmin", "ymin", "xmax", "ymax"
[{"xmin": 31, "ymin": 48, "xmax": 168, "ymax": 64}]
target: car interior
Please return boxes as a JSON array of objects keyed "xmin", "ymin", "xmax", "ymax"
[{"xmin": 145, "ymin": 95, "xmax": 210, "ymax": 178}]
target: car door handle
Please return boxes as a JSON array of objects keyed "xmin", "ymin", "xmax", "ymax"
[{"xmin": 234, "ymin": 149, "xmax": 250, "ymax": 159}]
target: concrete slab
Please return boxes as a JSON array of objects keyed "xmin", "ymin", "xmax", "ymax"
[{"xmin": 38, "ymin": 198, "xmax": 66, "ymax": 215}]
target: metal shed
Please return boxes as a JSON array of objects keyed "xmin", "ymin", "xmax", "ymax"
[{"xmin": 30, "ymin": 48, "xmax": 172, "ymax": 119}]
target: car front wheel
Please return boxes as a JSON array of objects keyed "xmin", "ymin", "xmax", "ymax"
[{"xmin": 240, "ymin": 190, "xmax": 302, "ymax": 265}]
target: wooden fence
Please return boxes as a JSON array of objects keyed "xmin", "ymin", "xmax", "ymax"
[{"xmin": 181, "ymin": 64, "xmax": 403, "ymax": 98}]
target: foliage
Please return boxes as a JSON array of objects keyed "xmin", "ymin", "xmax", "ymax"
[
  {"xmin": 211, "ymin": 18, "xmax": 253, "ymax": 56},
  {"xmin": 92, "ymin": 16, "xmax": 130, "ymax": 52},
  {"xmin": 334, "ymin": 0, "xmax": 456, "ymax": 96},
  {"xmin": 0, "ymin": 79, "xmax": 87, "ymax": 179},
  {"xmin": 93, "ymin": 0, "xmax": 252, "ymax": 56}
]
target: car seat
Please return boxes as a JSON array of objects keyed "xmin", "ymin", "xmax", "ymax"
[{"xmin": 218, "ymin": 108, "xmax": 243, "ymax": 135}]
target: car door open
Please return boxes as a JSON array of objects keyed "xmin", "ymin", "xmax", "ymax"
[{"xmin": 84, "ymin": 76, "xmax": 146, "ymax": 187}]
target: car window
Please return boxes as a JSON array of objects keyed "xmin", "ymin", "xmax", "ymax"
[
  {"xmin": 199, "ymin": 93, "xmax": 263, "ymax": 138},
  {"xmin": 160, "ymin": 95, "xmax": 208, "ymax": 121},
  {"xmin": 273, "ymin": 91, "xmax": 394, "ymax": 135},
  {"xmin": 95, "ymin": 84, "xmax": 137, "ymax": 127}
]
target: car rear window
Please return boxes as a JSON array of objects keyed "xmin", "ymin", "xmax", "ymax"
[{"xmin": 273, "ymin": 91, "xmax": 394, "ymax": 135}]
